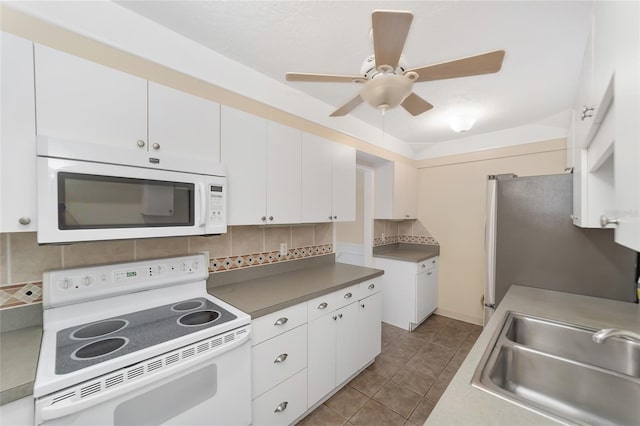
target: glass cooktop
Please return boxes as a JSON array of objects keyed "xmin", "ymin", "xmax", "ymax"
[{"xmin": 55, "ymin": 297, "xmax": 237, "ymax": 374}]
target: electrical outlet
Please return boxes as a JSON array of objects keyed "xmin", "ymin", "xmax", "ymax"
[{"xmin": 280, "ymin": 243, "xmax": 288, "ymax": 256}]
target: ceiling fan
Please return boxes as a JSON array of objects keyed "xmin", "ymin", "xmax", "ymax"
[{"xmin": 286, "ymin": 10, "xmax": 505, "ymax": 117}]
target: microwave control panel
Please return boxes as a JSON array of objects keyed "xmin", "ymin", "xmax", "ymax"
[{"xmin": 208, "ymin": 184, "xmax": 224, "ymax": 223}]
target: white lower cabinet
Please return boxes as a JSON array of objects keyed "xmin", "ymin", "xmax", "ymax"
[
  {"xmin": 252, "ymin": 369, "xmax": 308, "ymax": 426},
  {"xmin": 376, "ymin": 256, "xmax": 439, "ymax": 331},
  {"xmin": 250, "ymin": 279, "xmax": 382, "ymax": 423},
  {"xmin": 0, "ymin": 396, "xmax": 34, "ymax": 426},
  {"xmin": 306, "ymin": 280, "xmax": 383, "ymax": 409}
]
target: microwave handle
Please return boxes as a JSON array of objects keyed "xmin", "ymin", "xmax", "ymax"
[{"xmin": 198, "ymin": 183, "xmax": 207, "ymax": 227}]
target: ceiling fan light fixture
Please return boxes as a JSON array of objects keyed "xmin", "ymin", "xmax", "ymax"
[
  {"xmin": 359, "ymin": 73, "xmax": 414, "ymax": 112},
  {"xmin": 449, "ymin": 115, "xmax": 476, "ymax": 133}
]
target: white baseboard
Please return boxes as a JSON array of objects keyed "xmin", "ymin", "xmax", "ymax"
[{"xmin": 434, "ymin": 307, "xmax": 483, "ymax": 326}]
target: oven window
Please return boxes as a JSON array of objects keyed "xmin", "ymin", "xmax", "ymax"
[{"xmin": 57, "ymin": 172, "xmax": 194, "ymax": 229}]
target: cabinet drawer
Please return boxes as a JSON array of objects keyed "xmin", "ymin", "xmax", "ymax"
[
  {"xmin": 252, "ymin": 325, "xmax": 307, "ymax": 398},
  {"xmin": 252, "ymin": 368, "xmax": 308, "ymax": 426},
  {"xmin": 252, "ymin": 303, "xmax": 307, "ymax": 346},
  {"xmin": 418, "ymin": 257, "xmax": 438, "ymax": 272},
  {"xmin": 336, "ymin": 284, "xmax": 359, "ymax": 309},
  {"xmin": 358, "ymin": 279, "xmax": 381, "ymax": 298},
  {"xmin": 307, "ymin": 292, "xmax": 337, "ymax": 322}
]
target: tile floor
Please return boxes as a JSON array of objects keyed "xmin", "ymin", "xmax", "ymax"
[{"xmin": 297, "ymin": 314, "xmax": 483, "ymax": 426}]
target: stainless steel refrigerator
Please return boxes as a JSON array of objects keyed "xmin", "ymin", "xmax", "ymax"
[{"xmin": 484, "ymin": 173, "xmax": 638, "ymax": 325}]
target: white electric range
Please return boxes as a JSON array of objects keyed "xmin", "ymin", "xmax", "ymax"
[{"xmin": 33, "ymin": 252, "xmax": 251, "ymax": 426}]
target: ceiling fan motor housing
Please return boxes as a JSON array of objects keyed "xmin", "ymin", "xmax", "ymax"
[{"xmin": 360, "ymin": 55, "xmax": 407, "ymax": 79}]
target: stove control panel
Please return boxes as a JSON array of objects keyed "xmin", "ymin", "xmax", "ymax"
[{"xmin": 44, "ymin": 253, "xmax": 210, "ymax": 309}]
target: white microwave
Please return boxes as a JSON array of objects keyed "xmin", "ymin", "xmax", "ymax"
[{"xmin": 36, "ymin": 137, "xmax": 226, "ymax": 244}]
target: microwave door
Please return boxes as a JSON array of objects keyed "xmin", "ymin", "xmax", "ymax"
[{"xmin": 37, "ymin": 158, "xmax": 207, "ymax": 244}]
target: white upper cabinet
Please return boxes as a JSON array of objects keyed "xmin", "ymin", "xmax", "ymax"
[
  {"xmin": 148, "ymin": 82, "xmax": 220, "ymax": 161},
  {"xmin": 220, "ymin": 107, "xmax": 267, "ymax": 225},
  {"xmin": 266, "ymin": 122, "xmax": 301, "ymax": 224},
  {"xmin": 301, "ymin": 133, "xmax": 333, "ymax": 223},
  {"xmin": 611, "ymin": 0, "xmax": 640, "ymax": 251},
  {"xmin": 1, "ymin": 32, "xmax": 37, "ymax": 232},
  {"xmin": 221, "ymin": 106, "xmax": 301, "ymax": 225},
  {"xmin": 34, "ymin": 44, "xmax": 148, "ymax": 150},
  {"xmin": 332, "ymin": 143, "xmax": 356, "ymax": 222},
  {"xmin": 571, "ymin": 0, "xmax": 639, "ymax": 250},
  {"xmin": 374, "ymin": 160, "xmax": 419, "ymax": 220}
]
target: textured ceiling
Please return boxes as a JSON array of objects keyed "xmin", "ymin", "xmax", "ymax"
[{"xmin": 116, "ymin": 1, "xmax": 592, "ymax": 149}]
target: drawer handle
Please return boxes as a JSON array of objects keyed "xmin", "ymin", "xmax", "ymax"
[
  {"xmin": 273, "ymin": 317, "xmax": 288, "ymax": 326},
  {"xmin": 273, "ymin": 353, "xmax": 288, "ymax": 364},
  {"xmin": 427, "ymin": 272, "xmax": 432, "ymax": 276},
  {"xmin": 368, "ymin": 283, "xmax": 375, "ymax": 290},
  {"xmin": 318, "ymin": 302, "xmax": 328, "ymax": 310},
  {"xmin": 274, "ymin": 401, "xmax": 288, "ymax": 413},
  {"xmin": 421, "ymin": 264, "xmax": 426, "ymax": 269},
  {"xmin": 344, "ymin": 292, "xmax": 352, "ymax": 299}
]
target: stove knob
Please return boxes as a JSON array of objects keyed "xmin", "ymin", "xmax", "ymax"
[
  {"xmin": 192, "ymin": 260, "xmax": 199, "ymax": 270},
  {"xmin": 179, "ymin": 262, "xmax": 187, "ymax": 272},
  {"xmin": 59, "ymin": 278, "xmax": 72, "ymax": 290},
  {"xmin": 81, "ymin": 275, "xmax": 93, "ymax": 286}
]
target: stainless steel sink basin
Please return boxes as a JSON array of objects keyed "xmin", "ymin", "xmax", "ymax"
[
  {"xmin": 472, "ymin": 312, "xmax": 640, "ymax": 425},
  {"xmin": 504, "ymin": 313, "xmax": 640, "ymax": 378}
]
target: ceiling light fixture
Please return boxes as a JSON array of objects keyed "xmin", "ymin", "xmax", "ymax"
[
  {"xmin": 449, "ymin": 115, "xmax": 476, "ymax": 133},
  {"xmin": 358, "ymin": 70, "xmax": 418, "ymax": 113}
]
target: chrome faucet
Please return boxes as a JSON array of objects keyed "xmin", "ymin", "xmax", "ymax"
[{"xmin": 592, "ymin": 328, "xmax": 640, "ymax": 344}]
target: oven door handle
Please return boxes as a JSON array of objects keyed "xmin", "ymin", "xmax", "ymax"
[{"xmin": 37, "ymin": 330, "xmax": 250, "ymax": 422}]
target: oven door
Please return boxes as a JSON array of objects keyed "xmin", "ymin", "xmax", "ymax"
[
  {"xmin": 37, "ymin": 337, "xmax": 251, "ymax": 426},
  {"xmin": 37, "ymin": 157, "xmax": 215, "ymax": 244}
]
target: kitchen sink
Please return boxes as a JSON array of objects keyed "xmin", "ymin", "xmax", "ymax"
[
  {"xmin": 472, "ymin": 312, "xmax": 640, "ymax": 425},
  {"xmin": 504, "ymin": 313, "xmax": 640, "ymax": 378}
]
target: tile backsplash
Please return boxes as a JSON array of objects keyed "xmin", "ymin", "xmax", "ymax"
[
  {"xmin": 0, "ymin": 223, "xmax": 333, "ymax": 310},
  {"xmin": 373, "ymin": 219, "xmax": 438, "ymax": 246}
]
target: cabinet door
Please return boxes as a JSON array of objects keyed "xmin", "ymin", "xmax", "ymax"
[
  {"xmin": 376, "ymin": 257, "xmax": 415, "ymax": 331},
  {"xmin": 416, "ymin": 263, "xmax": 438, "ymax": 324},
  {"xmin": 336, "ymin": 302, "xmax": 360, "ymax": 384},
  {"xmin": 612, "ymin": 0, "xmax": 640, "ymax": 251},
  {"xmin": 220, "ymin": 107, "xmax": 267, "ymax": 225},
  {"xmin": 266, "ymin": 122, "xmax": 301, "ymax": 224},
  {"xmin": 301, "ymin": 133, "xmax": 332, "ymax": 223},
  {"xmin": 148, "ymin": 82, "xmax": 220, "ymax": 161},
  {"xmin": 307, "ymin": 313, "xmax": 337, "ymax": 408},
  {"xmin": 358, "ymin": 292, "xmax": 382, "ymax": 367},
  {"xmin": 1, "ymin": 32, "xmax": 37, "ymax": 232},
  {"xmin": 332, "ymin": 143, "xmax": 356, "ymax": 222},
  {"xmin": 34, "ymin": 44, "xmax": 147, "ymax": 150}
]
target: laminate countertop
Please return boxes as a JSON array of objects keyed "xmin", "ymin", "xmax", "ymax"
[
  {"xmin": 0, "ymin": 326, "xmax": 42, "ymax": 405},
  {"xmin": 426, "ymin": 286, "xmax": 640, "ymax": 425},
  {"xmin": 372, "ymin": 244, "xmax": 439, "ymax": 263},
  {"xmin": 207, "ymin": 262, "xmax": 384, "ymax": 318}
]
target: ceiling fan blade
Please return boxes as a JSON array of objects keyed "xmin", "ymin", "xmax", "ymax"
[
  {"xmin": 372, "ymin": 10, "xmax": 414, "ymax": 69},
  {"xmin": 286, "ymin": 72, "xmax": 364, "ymax": 83},
  {"xmin": 407, "ymin": 50, "xmax": 506, "ymax": 82},
  {"xmin": 401, "ymin": 93, "xmax": 433, "ymax": 116},
  {"xmin": 330, "ymin": 95, "xmax": 364, "ymax": 117}
]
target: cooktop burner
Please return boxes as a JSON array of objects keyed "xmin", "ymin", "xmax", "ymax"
[
  {"xmin": 71, "ymin": 319, "xmax": 129, "ymax": 340},
  {"xmin": 72, "ymin": 337, "xmax": 129, "ymax": 360},
  {"xmin": 55, "ymin": 297, "xmax": 237, "ymax": 374},
  {"xmin": 178, "ymin": 310, "xmax": 221, "ymax": 326}
]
